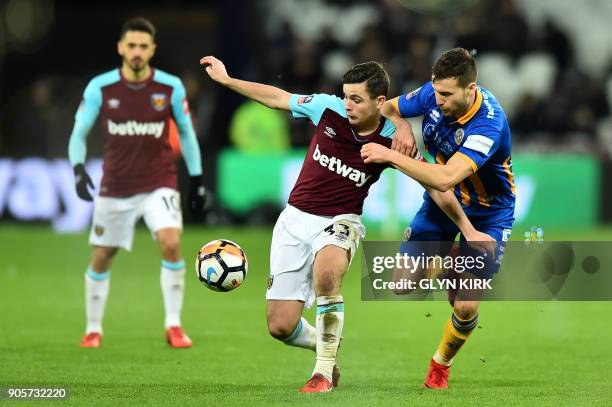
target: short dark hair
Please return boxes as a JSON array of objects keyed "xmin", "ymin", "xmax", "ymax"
[
  {"xmin": 120, "ymin": 17, "xmax": 156, "ymax": 40},
  {"xmin": 342, "ymin": 61, "xmax": 390, "ymax": 98},
  {"xmin": 432, "ymin": 48, "xmax": 477, "ymax": 88}
]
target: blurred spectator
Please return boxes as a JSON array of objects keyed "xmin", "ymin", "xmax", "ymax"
[
  {"xmin": 541, "ymin": 18, "xmax": 573, "ymax": 79},
  {"xmin": 2, "ymin": 0, "xmax": 612, "ymax": 155},
  {"xmin": 181, "ymin": 70, "xmax": 217, "ymax": 145},
  {"xmin": 283, "ymin": 39, "xmax": 323, "ymax": 95},
  {"xmin": 355, "ymin": 25, "xmax": 388, "ymax": 64},
  {"xmin": 482, "ymin": 0, "xmax": 531, "ymax": 60},
  {"xmin": 511, "ymin": 93, "xmax": 546, "ymax": 137},
  {"xmin": 2, "ymin": 79, "xmax": 67, "ymax": 157},
  {"xmin": 257, "ymin": 0, "xmax": 612, "ymax": 150},
  {"xmin": 263, "ymin": 21, "xmax": 297, "ymax": 83}
]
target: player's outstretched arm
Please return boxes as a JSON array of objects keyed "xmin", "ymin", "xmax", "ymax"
[
  {"xmin": 360, "ymin": 143, "xmax": 473, "ymax": 192},
  {"xmin": 382, "ymin": 98, "xmax": 416, "ymax": 157},
  {"xmin": 200, "ymin": 55, "xmax": 292, "ymax": 111}
]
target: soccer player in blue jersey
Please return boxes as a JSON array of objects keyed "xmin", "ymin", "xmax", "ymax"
[
  {"xmin": 201, "ymin": 54, "xmax": 493, "ymax": 393},
  {"xmin": 361, "ymin": 48, "xmax": 515, "ymax": 389},
  {"xmin": 68, "ymin": 18, "xmax": 207, "ymax": 348}
]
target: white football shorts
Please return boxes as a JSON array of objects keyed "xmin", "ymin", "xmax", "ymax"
[
  {"xmin": 89, "ymin": 187, "xmax": 182, "ymax": 251},
  {"xmin": 266, "ymin": 204, "xmax": 365, "ymax": 307}
]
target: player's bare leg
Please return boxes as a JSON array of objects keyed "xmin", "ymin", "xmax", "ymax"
[
  {"xmin": 300, "ymin": 245, "xmax": 348, "ymax": 393},
  {"xmin": 266, "ymin": 300, "xmax": 310, "ymax": 345},
  {"xmin": 81, "ymin": 246, "xmax": 118, "ymax": 347},
  {"xmin": 425, "ymin": 299, "xmax": 480, "ymax": 389},
  {"xmin": 156, "ymin": 227, "xmax": 191, "ymax": 348},
  {"xmin": 267, "ymin": 300, "xmax": 339, "ymax": 388}
]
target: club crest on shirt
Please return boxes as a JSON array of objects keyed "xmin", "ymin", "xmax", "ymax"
[
  {"xmin": 107, "ymin": 98, "xmax": 120, "ymax": 109},
  {"xmin": 297, "ymin": 95, "xmax": 313, "ymax": 105},
  {"xmin": 267, "ymin": 275, "xmax": 274, "ymax": 290},
  {"xmin": 94, "ymin": 225, "xmax": 105, "ymax": 236},
  {"xmin": 455, "ymin": 128, "xmax": 465, "ymax": 144},
  {"xmin": 402, "ymin": 227, "xmax": 412, "ymax": 241},
  {"xmin": 151, "ymin": 93, "xmax": 168, "ymax": 111}
]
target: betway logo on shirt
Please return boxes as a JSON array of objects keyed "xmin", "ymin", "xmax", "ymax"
[
  {"xmin": 312, "ymin": 144, "xmax": 371, "ymax": 187},
  {"xmin": 107, "ymin": 120, "xmax": 165, "ymax": 139}
]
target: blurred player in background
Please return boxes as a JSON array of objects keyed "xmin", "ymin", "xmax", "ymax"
[
  {"xmin": 201, "ymin": 55, "xmax": 492, "ymax": 393},
  {"xmin": 68, "ymin": 17, "xmax": 208, "ymax": 348},
  {"xmin": 361, "ymin": 48, "xmax": 515, "ymax": 389}
]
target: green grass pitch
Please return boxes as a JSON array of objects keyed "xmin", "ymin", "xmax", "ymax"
[{"xmin": 1, "ymin": 225, "xmax": 611, "ymax": 406}]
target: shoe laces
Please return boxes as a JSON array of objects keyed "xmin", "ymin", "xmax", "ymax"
[
  {"xmin": 306, "ymin": 374, "xmax": 328, "ymax": 388},
  {"xmin": 168, "ymin": 327, "xmax": 184, "ymax": 337},
  {"xmin": 431, "ymin": 365, "xmax": 448, "ymax": 384}
]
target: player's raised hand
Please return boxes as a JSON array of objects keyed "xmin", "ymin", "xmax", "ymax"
[
  {"xmin": 199, "ymin": 56, "xmax": 230, "ymax": 85},
  {"xmin": 391, "ymin": 120, "xmax": 417, "ymax": 157},
  {"xmin": 73, "ymin": 163, "xmax": 94, "ymax": 201},
  {"xmin": 361, "ymin": 143, "xmax": 392, "ymax": 164}
]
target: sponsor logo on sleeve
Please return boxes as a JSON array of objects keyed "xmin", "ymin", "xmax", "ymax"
[
  {"xmin": 463, "ymin": 134, "xmax": 494, "ymax": 155},
  {"xmin": 297, "ymin": 95, "xmax": 313, "ymax": 105},
  {"xmin": 405, "ymin": 86, "xmax": 421, "ymax": 100}
]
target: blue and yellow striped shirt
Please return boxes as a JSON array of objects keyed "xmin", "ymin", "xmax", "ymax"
[{"xmin": 396, "ymin": 81, "xmax": 515, "ymax": 223}]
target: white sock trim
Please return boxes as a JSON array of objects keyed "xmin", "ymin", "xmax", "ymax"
[
  {"xmin": 283, "ymin": 317, "xmax": 316, "ymax": 351},
  {"xmin": 433, "ymin": 351, "xmax": 453, "ymax": 366}
]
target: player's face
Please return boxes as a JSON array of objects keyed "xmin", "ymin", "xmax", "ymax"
[
  {"xmin": 117, "ymin": 31, "xmax": 156, "ymax": 73},
  {"xmin": 343, "ymin": 82, "xmax": 385, "ymax": 128},
  {"xmin": 432, "ymin": 78, "xmax": 475, "ymax": 118}
]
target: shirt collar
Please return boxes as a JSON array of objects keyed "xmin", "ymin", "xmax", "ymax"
[{"xmin": 454, "ymin": 88, "xmax": 482, "ymax": 125}]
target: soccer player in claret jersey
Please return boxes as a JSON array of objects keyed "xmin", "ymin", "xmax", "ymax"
[
  {"xmin": 201, "ymin": 55, "xmax": 493, "ymax": 393},
  {"xmin": 361, "ymin": 48, "xmax": 515, "ymax": 389},
  {"xmin": 68, "ymin": 17, "xmax": 208, "ymax": 348}
]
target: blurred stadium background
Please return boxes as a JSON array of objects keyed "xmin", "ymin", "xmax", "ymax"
[
  {"xmin": 1, "ymin": 0, "xmax": 612, "ymax": 405},
  {"xmin": 1, "ymin": 0, "xmax": 612, "ymax": 234}
]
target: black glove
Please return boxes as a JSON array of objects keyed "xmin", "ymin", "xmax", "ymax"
[
  {"xmin": 74, "ymin": 164, "xmax": 94, "ymax": 201},
  {"xmin": 188, "ymin": 175, "xmax": 211, "ymax": 214}
]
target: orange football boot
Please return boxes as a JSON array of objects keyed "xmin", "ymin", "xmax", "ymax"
[
  {"xmin": 424, "ymin": 358, "xmax": 451, "ymax": 389},
  {"xmin": 300, "ymin": 373, "xmax": 333, "ymax": 393},
  {"xmin": 166, "ymin": 326, "xmax": 192, "ymax": 348},
  {"xmin": 80, "ymin": 332, "xmax": 101, "ymax": 348}
]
